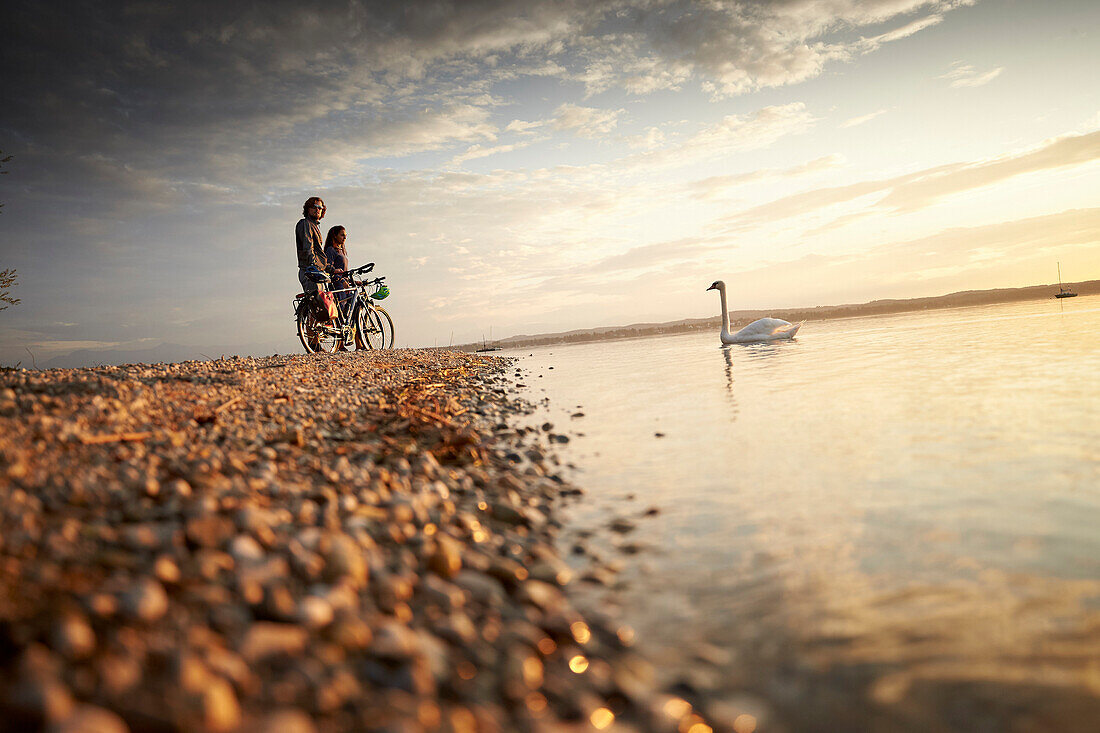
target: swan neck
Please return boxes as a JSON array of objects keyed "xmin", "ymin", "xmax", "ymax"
[{"xmin": 719, "ymin": 284, "xmax": 730, "ymax": 334}]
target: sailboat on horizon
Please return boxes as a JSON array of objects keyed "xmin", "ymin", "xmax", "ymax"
[
  {"xmin": 475, "ymin": 326, "xmax": 502, "ymax": 352},
  {"xmin": 1055, "ymin": 262, "xmax": 1077, "ymax": 299}
]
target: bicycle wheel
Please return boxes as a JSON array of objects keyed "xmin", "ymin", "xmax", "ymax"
[
  {"xmin": 374, "ymin": 305, "xmax": 395, "ymax": 349},
  {"xmin": 353, "ymin": 305, "xmax": 372, "ymax": 350},
  {"xmin": 297, "ymin": 301, "xmax": 339, "ymax": 353},
  {"xmin": 358, "ymin": 307, "xmax": 387, "ymax": 349}
]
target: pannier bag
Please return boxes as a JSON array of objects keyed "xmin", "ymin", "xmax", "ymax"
[{"xmin": 314, "ymin": 291, "xmax": 339, "ymax": 322}]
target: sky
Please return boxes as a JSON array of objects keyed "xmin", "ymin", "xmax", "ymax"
[{"xmin": 1, "ymin": 0, "xmax": 1098, "ymax": 365}]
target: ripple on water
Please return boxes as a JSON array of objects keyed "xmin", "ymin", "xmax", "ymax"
[{"xmin": 509, "ymin": 295, "xmax": 1100, "ymax": 731}]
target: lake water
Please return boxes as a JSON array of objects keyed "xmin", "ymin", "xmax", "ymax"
[{"xmin": 504, "ymin": 295, "xmax": 1100, "ymax": 732}]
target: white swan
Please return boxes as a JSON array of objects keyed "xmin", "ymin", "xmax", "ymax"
[{"xmin": 706, "ymin": 280, "xmax": 802, "ymax": 344}]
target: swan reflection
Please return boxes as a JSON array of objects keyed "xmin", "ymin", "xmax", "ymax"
[{"xmin": 721, "ymin": 346, "xmax": 739, "ymax": 420}]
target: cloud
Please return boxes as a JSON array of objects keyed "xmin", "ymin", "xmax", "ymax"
[
  {"xmin": 620, "ymin": 103, "xmax": 817, "ymax": 173},
  {"xmin": 863, "ymin": 13, "xmax": 947, "ymax": 45},
  {"xmin": 840, "ymin": 109, "xmax": 888, "ymax": 128},
  {"xmin": 449, "ymin": 140, "xmax": 537, "ymax": 166},
  {"xmin": 552, "ymin": 104, "xmax": 625, "ymax": 138},
  {"xmin": 623, "ymin": 126, "xmax": 667, "ymax": 151},
  {"xmin": 686, "ymin": 155, "xmax": 845, "ymax": 200},
  {"xmin": 940, "ymin": 61, "xmax": 1004, "ymax": 88},
  {"xmin": 1, "ymin": 0, "xmax": 966, "ymax": 167},
  {"xmin": 505, "ymin": 119, "xmax": 545, "ymax": 134},
  {"xmin": 724, "ymin": 129, "xmax": 1100, "ymax": 230},
  {"xmin": 579, "ymin": 236, "xmax": 726, "ymax": 277},
  {"xmin": 853, "ymin": 207, "xmax": 1100, "ymax": 284},
  {"xmin": 635, "ymin": 1, "xmax": 972, "ymax": 99}
]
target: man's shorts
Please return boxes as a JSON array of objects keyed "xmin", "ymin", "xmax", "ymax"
[{"xmin": 298, "ymin": 268, "xmax": 322, "ymax": 295}]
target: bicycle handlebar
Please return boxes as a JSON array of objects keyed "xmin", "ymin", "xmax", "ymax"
[{"xmin": 351, "ymin": 274, "xmax": 387, "ymax": 287}]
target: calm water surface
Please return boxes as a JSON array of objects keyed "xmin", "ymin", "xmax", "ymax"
[{"xmin": 505, "ymin": 296, "xmax": 1100, "ymax": 732}]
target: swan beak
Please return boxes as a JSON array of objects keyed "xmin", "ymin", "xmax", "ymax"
[{"xmin": 705, "ymin": 283, "xmax": 716, "ymax": 291}]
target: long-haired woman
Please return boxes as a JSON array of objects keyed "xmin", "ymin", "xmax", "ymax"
[{"xmin": 324, "ymin": 226, "xmax": 350, "ymax": 299}]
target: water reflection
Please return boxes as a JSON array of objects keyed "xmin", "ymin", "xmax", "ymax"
[
  {"xmin": 515, "ymin": 297, "xmax": 1100, "ymax": 732},
  {"xmin": 721, "ymin": 347, "xmax": 739, "ymax": 420}
]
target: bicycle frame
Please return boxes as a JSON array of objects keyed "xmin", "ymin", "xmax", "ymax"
[
  {"xmin": 293, "ymin": 263, "xmax": 389, "ymax": 352},
  {"xmin": 317, "ymin": 284, "xmax": 365, "ymax": 341}
]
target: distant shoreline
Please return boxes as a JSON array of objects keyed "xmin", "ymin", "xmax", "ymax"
[{"xmin": 463, "ymin": 279, "xmax": 1100, "ymax": 350}]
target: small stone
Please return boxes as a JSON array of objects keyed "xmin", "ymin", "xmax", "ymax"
[
  {"xmin": 327, "ymin": 615, "xmax": 372, "ymax": 651},
  {"xmin": 427, "ymin": 535, "xmax": 462, "ymax": 580},
  {"xmin": 51, "ymin": 613, "xmax": 95, "ymax": 660},
  {"xmin": 240, "ymin": 623, "xmax": 309, "ymax": 662},
  {"xmin": 371, "ymin": 622, "xmax": 421, "ymax": 661},
  {"xmin": 324, "ymin": 534, "xmax": 368, "ymax": 588},
  {"xmin": 204, "ymin": 648, "xmax": 251, "ymax": 691},
  {"xmin": 165, "ymin": 478, "xmax": 192, "ymax": 499},
  {"xmin": 203, "ymin": 678, "xmax": 241, "ymax": 732},
  {"xmin": 185, "ymin": 515, "xmax": 235, "ymax": 549},
  {"xmin": 177, "ymin": 654, "xmax": 212, "ymax": 694},
  {"xmin": 96, "ymin": 654, "xmax": 142, "ymax": 697},
  {"xmin": 259, "ymin": 709, "xmax": 317, "ymax": 733},
  {"xmin": 490, "ymin": 502, "xmax": 525, "ymax": 526},
  {"xmin": 516, "ymin": 580, "xmax": 564, "ymax": 612},
  {"xmin": 122, "ymin": 578, "xmax": 169, "ymax": 623},
  {"xmin": 48, "ymin": 703, "xmax": 128, "ymax": 733},
  {"xmin": 609, "ymin": 518, "xmax": 636, "ymax": 533},
  {"xmin": 8, "ymin": 649, "xmax": 73, "ymax": 724},
  {"xmin": 154, "ymin": 555, "xmax": 181, "ymax": 584},
  {"xmin": 298, "ymin": 596, "xmax": 334, "ymax": 630},
  {"xmin": 229, "ymin": 534, "xmax": 265, "ymax": 563}
]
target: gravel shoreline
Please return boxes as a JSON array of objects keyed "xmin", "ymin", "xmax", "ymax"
[{"xmin": 0, "ymin": 350, "xmax": 722, "ymax": 733}]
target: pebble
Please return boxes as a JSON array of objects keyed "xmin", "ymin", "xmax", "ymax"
[
  {"xmin": 258, "ymin": 709, "xmax": 317, "ymax": 733},
  {"xmin": 51, "ymin": 613, "xmax": 96, "ymax": 660},
  {"xmin": 47, "ymin": 704, "xmax": 129, "ymax": 733},
  {"xmin": 0, "ymin": 350, "xmax": 712, "ymax": 732},
  {"xmin": 610, "ymin": 517, "xmax": 637, "ymax": 533},
  {"xmin": 202, "ymin": 677, "xmax": 241, "ymax": 732},
  {"xmin": 428, "ymin": 534, "xmax": 463, "ymax": 579},
  {"xmin": 121, "ymin": 578, "xmax": 169, "ymax": 622},
  {"xmin": 186, "ymin": 515, "xmax": 235, "ymax": 549},
  {"xmin": 241, "ymin": 623, "xmax": 309, "ymax": 662},
  {"xmin": 229, "ymin": 534, "xmax": 265, "ymax": 562},
  {"xmin": 298, "ymin": 596, "xmax": 334, "ymax": 630}
]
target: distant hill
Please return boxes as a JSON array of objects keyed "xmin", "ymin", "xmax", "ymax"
[{"xmin": 461, "ymin": 279, "xmax": 1100, "ymax": 350}]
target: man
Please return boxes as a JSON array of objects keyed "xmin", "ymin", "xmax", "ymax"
[{"xmin": 295, "ymin": 196, "xmax": 335, "ymax": 294}]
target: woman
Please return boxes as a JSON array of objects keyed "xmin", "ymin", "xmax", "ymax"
[{"xmin": 324, "ymin": 226, "xmax": 351, "ymax": 302}]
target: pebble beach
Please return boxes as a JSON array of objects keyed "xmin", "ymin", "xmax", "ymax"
[{"xmin": 0, "ymin": 350, "xmax": 727, "ymax": 733}]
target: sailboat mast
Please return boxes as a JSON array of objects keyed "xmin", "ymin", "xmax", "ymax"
[{"xmin": 1058, "ymin": 261, "xmax": 1063, "ymax": 286}]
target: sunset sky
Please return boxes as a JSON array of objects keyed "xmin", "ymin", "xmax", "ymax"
[{"xmin": 1, "ymin": 0, "xmax": 1098, "ymax": 365}]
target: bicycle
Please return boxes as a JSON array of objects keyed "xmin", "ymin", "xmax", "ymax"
[{"xmin": 293, "ymin": 263, "xmax": 395, "ymax": 353}]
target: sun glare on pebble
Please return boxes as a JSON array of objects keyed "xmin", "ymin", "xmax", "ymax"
[
  {"xmin": 590, "ymin": 707, "xmax": 615, "ymax": 729},
  {"xmin": 733, "ymin": 713, "xmax": 758, "ymax": 733}
]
